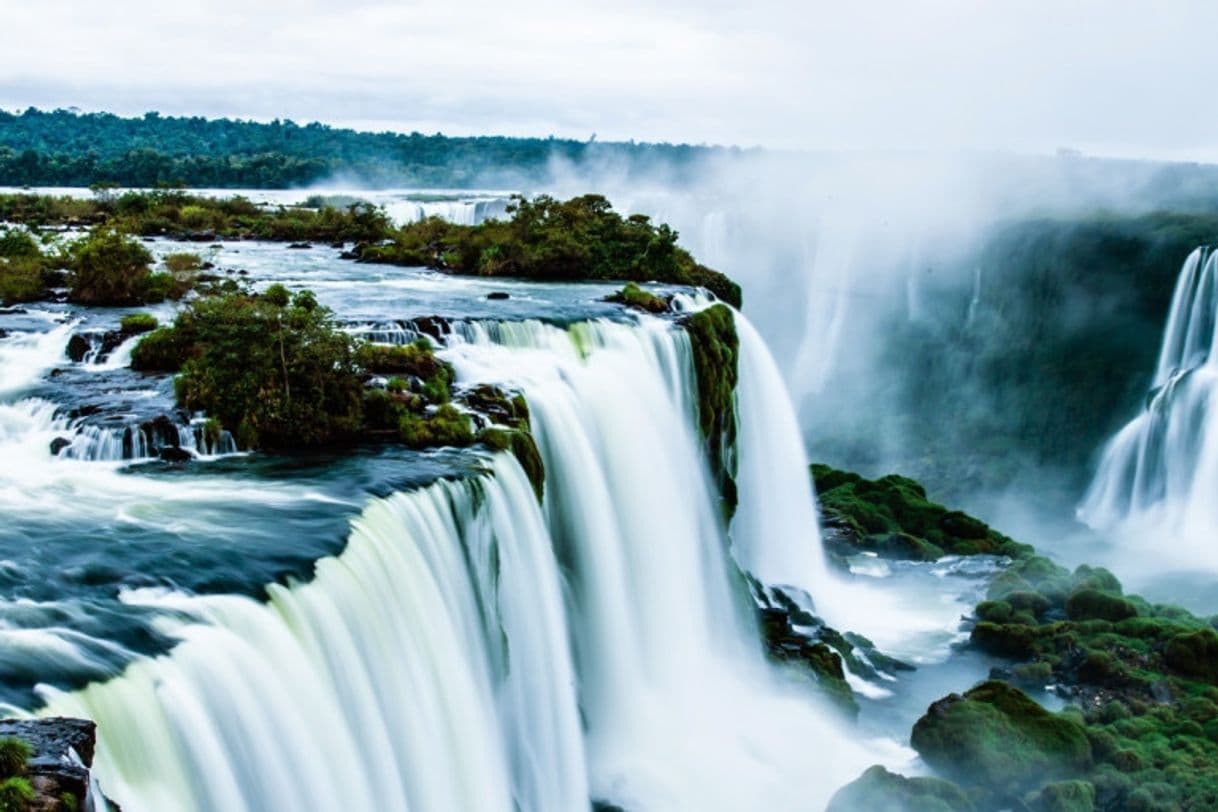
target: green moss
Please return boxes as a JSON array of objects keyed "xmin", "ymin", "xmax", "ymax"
[
  {"xmin": 911, "ymin": 681, "xmax": 1092, "ymax": 794},
  {"xmin": 608, "ymin": 282, "xmax": 670, "ymax": 313},
  {"xmin": 812, "ymin": 462, "xmax": 1032, "ymax": 561},
  {"xmin": 480, "ymin": 427, "xmax": 545, "ymax": 501},
  {"xmin": 827, "ymin": 765, "xmax": 976, "ymax": 812},
  {"xmin": 356, "ymin": 340, "xmax": 454, "ymax": 402},
  {"xmin": 119, "ymin": 312, "xmax": 158, "ymax": 334},
  {"xmin": 1065, "ymin": 589, "xmax": 1139, "ymax": 622},
  {"xmin": 1163, "ymin": 629, "xmax": 1218, "ymax": 682},
  {"xmin": 684, "ymin": 304, "xmax": 739, "ymax": 516},
  {"xmin": 1024, "ymin": 780, "xmax": 1096, "ymax": 812},
  {"xmin": 0, "ymin": 777, "xmax": 32, "ymax": 812},
  {"xmin": 398, "ymin": 404, "xmax": 475, "ymax": 449}
]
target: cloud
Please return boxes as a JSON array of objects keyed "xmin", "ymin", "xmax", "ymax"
[{"xmin": 2, "ymin": 0, "xmax": 1218, "ymax": 157}]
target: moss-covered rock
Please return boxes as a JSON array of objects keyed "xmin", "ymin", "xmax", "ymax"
[
  {"xmin": 607, "ymin": 282, "xmax": 671, "ymax": 314},
  {"xmin": 1065, "ymin": 589, "xmax": 1138, "ymax": 622},
  {"xmin": 683, "ymin": 304, "xmax": 739, "ymax": 516},
  {"xmin": 118, "ymin": 312, "xmax": 158, "ymax": 335},
  {"xmin": 911, "ymin": 681, "xmax": 1092, "ymax": 794},
  {"xmin": 812, "ymin": 463, "xmax": 1032, "ymax": 561},
  {"xmin": 1024, "ymin": 780, "xmax": 1096, "ymax": 812},
  {"xmin": 827, "ymin": 765, "xmax": 975, "ymax": 812},
  {"xmin": 757, "ymin": 607, "xmax": 858, "ymax": 718}
]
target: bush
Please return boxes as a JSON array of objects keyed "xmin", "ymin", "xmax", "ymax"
[
  {"xmin": 0, "ymin": 738, "xmax": 28, "ymax": 778},
  {"xmin": 131, "ymin": 326, "xmax": 189, "ymax": 372},
  {"xmin": 68, "ymin": 227, "xmax": 154, "ymax": 305},
  {"xmin": 119, "ymin": 312, "xmax": 158, "ymax": 334},
  {"xmin": 163, "ymin": 252, "xmax": 203, "ymax": 273},
  {"xmin": 398, "ymin": 404, "xmax": 474, "ymax": 449},
  {"xmin": 0, "ymin": 777, "xmax": 33, "ymax": 812}
]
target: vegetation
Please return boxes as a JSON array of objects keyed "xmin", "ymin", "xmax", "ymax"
[
  {"xmin": 357, "ymin": 195, "xmax": 741, "ymax": 306},
  {"xmin": 843, "ymin": 211, "xmax": 1218, "ymax": 505},
  {"xmin": 0, "ymin": 108, "xmax": 731, "ymax": 188},
  {"xmin": 0, "ymin": 228, "xmax": 56, "ymax": 304},
  {"xmin": 812, "ymin": 463, "xmax": 1034, "ymax": 562},
  {"xmin": 820, "ymin": 462, "xmax": 1218, "ymax": 812},
  {"xmin": 0, "ymin": 737, "xmax": 31, "ymax": 812},
  {"xmin": 827, "ymin": 765, "xmax": 975, "ymax": 812},
  {"xmin": 684, "ymin": 304, "xmax": 740, "ymax": 515},
  {"xmin": 0, "ymin": 190, "xmax": 393, "ymax": 243},
  {"xmin": 606, "ymin": 282, "xmax": 671, "ymax": 313},
  {"xmin": 119, "ymin": 313, "xmax": 158, "ymax": 334}
]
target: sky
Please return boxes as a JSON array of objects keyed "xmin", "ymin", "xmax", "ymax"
[{"xmin": 3, "ymin": 0, "xmax": 1218, "ymax": 160}]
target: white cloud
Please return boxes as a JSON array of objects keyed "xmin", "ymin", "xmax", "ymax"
[{"xmin": 1, "ymin": 0, "xmax": 1217, "ymax": 158}]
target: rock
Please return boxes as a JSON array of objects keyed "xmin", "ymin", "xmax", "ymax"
[
  {"xmin": 66, "ymin": 334, "xmax": 91, "ymax": 362},
  {"xmin": 406, "ymin": 315, "xmax": 452, "ymax": 342},
  {"xmin": 911, "ymin": 681, "xmax": 1092, "ymax": 794},
  {"xmin": 0, "ymin": 717, "xmax": 96, "ymax": 812},
  {"xmin": 1064, "ymin": 589, "xmax": 1137, "ymax": 622},
  {"xmin": 486, "ymin": 291, "xmax": 510, "ymax": 300},
  {"xmin": 827, "ymin": 765, "xmax": 975, "ymax": 812},
  {"xmin": 158, "ymin": 446, "xmax": 193, "ymax": 463},
  {"xmin": 0, "ymin": 329, "xmax": 7, "ymax": 339},
  {"xmin": 1163, "ymin": 628, "xmax": 1218, "ymax": 681},
  {"xmin": 288, "ymin": 242, "xmax": 311, "ymax": 250},
  {"xmin": 1024, "ymin": 780, "xmax": 1096, "ymax": 812},
  {"xmin": 329, "ymin": 241, "xmax": 345, "ymax": 249},
  {"xmin": 49, "ymin": 437, "xmax": 71, "ymax": 456}
]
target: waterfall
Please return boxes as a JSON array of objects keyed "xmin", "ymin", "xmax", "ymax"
[
  {"xmin": 1079, "ymin": 247, "xmax": 1218, "ymax": 547},
  {"xmin": 0, "ymin": 319, "xmax": 76, "ymax": 400},
  {"xmin": 43, "ymin": 315, "xmax": 874, "ymax": 812}
]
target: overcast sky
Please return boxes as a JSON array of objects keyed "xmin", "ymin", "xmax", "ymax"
[{"xmin": 2, "ymin": 0, "xmax": 1218, "ymax": 159}]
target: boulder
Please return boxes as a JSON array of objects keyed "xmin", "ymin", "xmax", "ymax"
[
  {"xmin": 158, "ymin": 446, "xmax": 193, "ymax": 463},
  {"xmin": 486, "ymin": 291, "xmax": 510, "ymax": 300},
  {"xmin": 0, "ymin": 717, "xmax": 96, "ymax": 811},
  {"xmin": 911, "ymin": 681, "xmax": 1092, "ymax": 794},
  {"xmin": 49, "ymin": 437, "xmax": 71, "ymax": 456},
  {"xmin": 827, "ymin": 765, "xmax": 975, "ymax": 812},
  {"xmin": 66, "ymin": 334, "xmax": 91, "ymax": 363}
]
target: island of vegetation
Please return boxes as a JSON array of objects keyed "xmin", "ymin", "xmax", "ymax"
[
  {"xmin": 808, "ymin": 462, "xmax": 1218, "ymax": 812},
  {"xmin": 0, "ymin": 190, "xmax": 741, "ymax": 307}
]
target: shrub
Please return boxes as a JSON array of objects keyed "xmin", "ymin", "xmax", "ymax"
[
  {"xmin": 0, "ymin": 738, "xmax": 28, "ymax": 778},
  {"xmin": 0, "ymin": 777, "xmax": 33, "ymax": 812},
  {"xmin": 68, "ymin": 227, "xmax": 154, "ymax": 305},
  {"xmin": 163, "ymin": 252, "xmax": 203, "ymax": 273},
  {"xmin": 131, "ymin": 326, "xmax": 189, "ymax": 372},
  {"xmin": 120, "ymin": 313, "xmax": 158, "ymax": 334},
  {"xmin": 398, "ymin": 404, "xmax": 474, "ymax": 449}
]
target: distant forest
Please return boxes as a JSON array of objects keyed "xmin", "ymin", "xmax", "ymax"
[{"xmin": 0, "ymin": 108, "xmax": 733, "ymax": 189}]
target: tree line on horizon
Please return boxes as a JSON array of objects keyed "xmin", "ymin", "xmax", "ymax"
[{"xmin": 0, "ymin": 108, "xmax": 734, "ymax": 189}]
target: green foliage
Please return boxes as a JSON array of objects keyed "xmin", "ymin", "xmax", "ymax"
[
  {"xmin": 911, "ymin": 680, "xmax": 1092, "ymax": 794},
  {"xmin": 398, "ymin": 404, "xmax": 475, "ymax": 449},
  {"xmin": 0, "ymin": 228, "xmax": 57, "ymax": 304},
  {"xmin": 360, "ymin": 195, "xmax": 741, "ymax": 306},
  {"xmin": 163, "ymin": 252, "xmax": 203, "ymax": 273},
  {"xmin": 130, "ymin": 326, "xmax": 189, "ymax": 372},
  {"xmin": 119, "ymin": 312, "xmax": 158, "ymax": 334},
  {"xmin": 827, "ymin": 765, "xmax": 976, "ymax": 812},
  {"xmin": 607, "ymin": 281, "xmax": 671, "ymax": 313},
  {"xmin": 684, "ymin": 304, "xmax": 740, "ymax": 515},
  {"xmin": 1025, "ymin": 780, "xmax": 1096, "ymax": 812},
  {"xmin": 758, "ymin": 607, "xmax": 858, "ymax": 717},
  {"xmin": 140, "ymin": 289, "xmax": 364, "ymax": 449},
  {"xmin": 0, "ymin": 108, "xmax": 730, "ymax": 188},
  {"xmin": 0, "ymin": 738, "xmax": 28, "ymax": 779},
  {"xmin": 811, "ymin": 462, "xmax": 1033, "ymax": 560},
  {"xmin": 67, "ymin": 227, "xmax": 156, "ymax": 305},
  {"xmin": 0, "ymin": 777, "xmax": 33, "ymax": 812}
]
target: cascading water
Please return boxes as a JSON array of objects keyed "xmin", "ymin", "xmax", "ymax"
[
  {"xmin": 43, "ymin": 314, "xmax": 879, "ymax": 812},
  {"xmin": 1079, "ymin": 247, "xmax": 1218, "ymax": 548}
]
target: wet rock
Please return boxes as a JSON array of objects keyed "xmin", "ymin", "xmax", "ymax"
[
  {"xmin": 0, "ymin": 329, "xmax": 7, "ymax": 339},
  {"xmin": 66, "ymin": 334, "xmax": 91, "ymax": 362},
  {"xmin": 827, "ymin": 765, "xmax": 975, "ymax": 812},
  {"xmin": 329, "ymin": 241, "xmax": 345, "ymax": 249},
  {"xmin": 406, "ymin": 315, "xmax": 452, "ymax": 342},
  {"xmin": 0, "ymin": 717, "xmax": 96, "ymax": 812},
  {"xmin": 158, "ymin": 446, "xmax": 193, "ymax": 463},
  {"xmin": 49, "ymin": 437, "xmax": 71, "ymax": 456},
  {"xmin": 288, "ymin": 242, "xmax": 311, "ymax": 250},
  {"xmin": 486, "ymin": 291, "xmax": 510, "ymax": 300}
]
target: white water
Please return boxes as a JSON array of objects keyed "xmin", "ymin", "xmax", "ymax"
[
  {"xmin": 39, "ymin": 315, "xmax": 888, "ymax": 812},
  {"xmin": 1079, "ymin": 247, "xmax": 1218, "ymax": 560}
]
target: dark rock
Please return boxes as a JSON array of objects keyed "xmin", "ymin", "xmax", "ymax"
[
  {"xmin": 0, "ymin": 717, "xmax": 96, "ymax": 811},
  {"xmin": 49, "ymin": 437, "xmax": 71, "ymax": 456},
  {"xmin": 0, "ymin": 329, "xmax": 7, "ymax": 339},
  {"xmin": 158, "ymin": 446, "xmax": 193, "ymax": 463},
  {"xmin": 486, "ymin": 291, "xmax": 510, "ymax": 300},
  {"xmin": 330, "ymin": 241, "xmax": 345, "ymax": 249},
  {"xmin": 200, "ymin": 261, "xmax": 215, "ymax": 270},
  {"xmin": 66, "ymin": 334, "xmax": 91, "ymax": 362},
  {"xmin": 406, "ymin": 316, "xmax": 452, "ymax": 342},
  {"xmin": 288, "ymin": 242, "xmax": 311, "ymax": 250}
]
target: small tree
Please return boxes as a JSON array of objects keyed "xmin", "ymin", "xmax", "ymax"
[{"xmin": 69, "ymin": 227, "xmax": 153, "ymax": 305}]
